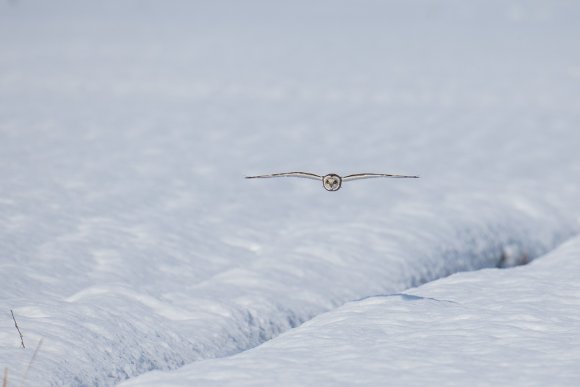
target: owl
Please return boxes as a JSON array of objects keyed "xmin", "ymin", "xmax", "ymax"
[{"xmin": 246, "ymin": 172, "xmax": 419, "ymax": 191}]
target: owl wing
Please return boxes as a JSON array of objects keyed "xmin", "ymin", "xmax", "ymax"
[
  {"xmin": 342, "ymin": 173, "xmax": 419, "ymax": 181},
  {"xmin": 245, "ymin": 172, "xmax": 323, "ymax": 180}
]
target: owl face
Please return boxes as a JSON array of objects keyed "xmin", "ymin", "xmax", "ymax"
[{"xmin": 323, "ymin": 174, "xmax": 342, "ymax": 191}]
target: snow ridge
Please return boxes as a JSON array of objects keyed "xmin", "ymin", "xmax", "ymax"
[
  {"xmin": 122, "ymin": 235, "xmax": 580, "ymax": 387},
  {"xmin": 2, "ymin": 197, "xmax": 576, "ymax": 386}
]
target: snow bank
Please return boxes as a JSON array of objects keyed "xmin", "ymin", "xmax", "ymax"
[
  {"xmin": 122, "ymin": 235, "xmax": 580, "ymax": 387},
  {"xmin": 2, "ymin": 196, "xmax": 575, "ymax": 386}
]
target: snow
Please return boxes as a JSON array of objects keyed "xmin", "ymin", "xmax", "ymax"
[
  {"xmin": 121, "ymin": 235, "xmax": 580, "ymax": 387},
  {"xmin": 1, "ymin": 0, "xmax": 580, "ymax": 386}
]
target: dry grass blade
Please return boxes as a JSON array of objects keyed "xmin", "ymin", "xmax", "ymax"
[
  {"xmin": 20, "ymin": 339, "xmax": 43, "ymax": 387},
  {"xmin": 3, "ymin": 368, "xmax": 7, "ymax": 387},
  {"xmin": 10, "ymin": 310, "xmax": 25, "ymax": 349}
]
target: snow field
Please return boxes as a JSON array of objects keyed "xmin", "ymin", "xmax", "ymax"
[
  {"xmin": 1, "ymin": 1, "xmax": 580, "ymax": 386},
  {"xmin": 122, "ymin": 235, "xmax": 580, "ymax": 387},
  {"xmin": 3, "ymin": 194, "xmax": 575, "ymax": 386}
]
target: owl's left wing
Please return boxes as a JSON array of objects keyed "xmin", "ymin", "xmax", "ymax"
[{"xmin": 342, "ymin": 173, "xmax": 419, "ymax": 181}]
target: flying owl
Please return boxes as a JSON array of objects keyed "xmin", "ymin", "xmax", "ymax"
[{"xmin": 245, "ymin": 172, "xmax": 419, "ymax": 191}]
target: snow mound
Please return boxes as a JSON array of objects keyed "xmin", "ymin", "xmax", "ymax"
[
  {"xmin": 3, "ymin": 198, "xmax": 574, "ymax": 386},
  {"xmin": 121, "ymin": 236, "xmax": 580, "ymax": 387}
]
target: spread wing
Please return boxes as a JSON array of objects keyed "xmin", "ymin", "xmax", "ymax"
[
  {"xmin": 245, "ymin": 172, "xmax": 322, "ymax": 180},
  {"xmin": 342, "ymin": 173, "xmax": 419, "ymax": 181}
]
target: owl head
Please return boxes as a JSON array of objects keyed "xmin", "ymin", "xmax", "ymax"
[{"xmin": 322, "ymin": 174, "xmax": 342, "ymax": 191}]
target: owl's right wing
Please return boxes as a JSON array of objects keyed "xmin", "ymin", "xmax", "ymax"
[{"xmin": 245, "ymin": 172, "xmax": 323, "ymax": 180}]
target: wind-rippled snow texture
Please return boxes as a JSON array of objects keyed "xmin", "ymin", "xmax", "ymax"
[{"xmin": 122, "ymin": 236, "xmax": 580, "ymax": 387}]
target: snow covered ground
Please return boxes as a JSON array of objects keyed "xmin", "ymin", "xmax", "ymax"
[
  {"xmin": 1, "ymin": 1, "xmax": 580, "ymax": 386},
  {"xmin": 121, "ymin": 235, "xmax": 580, "ymax": 387}
]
